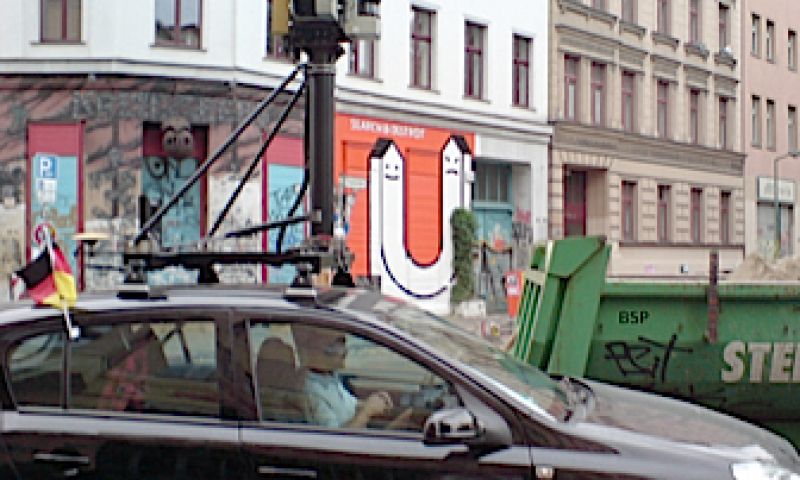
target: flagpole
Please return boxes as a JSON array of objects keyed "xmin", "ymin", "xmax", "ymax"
[{"xmin": 61, "ymin": 301, "xmax": 79, "ymax": 340}]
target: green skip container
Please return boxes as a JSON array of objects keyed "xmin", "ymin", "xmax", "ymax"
[{"xmin": 512, "ymin": 236, "xmax": 800, "ymax": 447}]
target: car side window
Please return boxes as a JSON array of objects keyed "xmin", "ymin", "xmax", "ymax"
[
  {"xmin": 9, "ymin": 331, "xmax": 65, "ymax": 407},
  {"xmin": 8, "ymin": 319, "xmax": 219, "ymax": 418},
  {"xmin": 249, "ymin": 321, "xmax": 459, "ymax": 432}
]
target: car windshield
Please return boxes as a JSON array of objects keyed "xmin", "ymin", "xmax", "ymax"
[{"xmin": 356, "ymin": 297, "xmax": 569, "ymax": 421}]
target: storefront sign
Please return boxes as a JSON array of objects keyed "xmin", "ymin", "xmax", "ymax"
[{"xmin": 757, "ymin": 177, "xmax": 795, "ymax": 204}]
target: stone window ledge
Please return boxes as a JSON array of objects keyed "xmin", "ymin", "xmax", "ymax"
[
  {"xmin": 652, "ymin": 31, "xmax": 680, "ymax": 50},
  {"xmin": 619, "ymin": 20, "xmax": 646, "ymax": 38},
  {"xmin": 685, "ymin": 42, "xmax": 710, "ymax": 60}
]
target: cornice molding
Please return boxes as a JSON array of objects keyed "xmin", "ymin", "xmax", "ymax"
[{"xmin": 551, "ymin": 122, "xmax": 744, "ymax": 176}]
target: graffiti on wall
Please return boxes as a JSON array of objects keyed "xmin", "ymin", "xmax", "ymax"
[
  {"xmin": 0, "ymin": 77, "xmax": 308, "ymax": 293},
  {"xmin": 267, "ymin": 165, "xmax": 305, "ymax": 284},
  {"xmin": 208, "ymin": 175, "xmax": 262, "ymax": 284}
]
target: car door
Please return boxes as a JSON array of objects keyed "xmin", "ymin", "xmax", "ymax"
[
  {"xmin": 236, "ymin": 311, "xmax": 532, "ymax": 480},
  {"xmin": 0, "ymin": 308, "xmax": 246, "ymax": 480}
]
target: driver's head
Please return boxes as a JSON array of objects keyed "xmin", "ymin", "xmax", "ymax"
[{"xmin": 292, "ymin": 325, "xmax": 347, "ymax": 373}]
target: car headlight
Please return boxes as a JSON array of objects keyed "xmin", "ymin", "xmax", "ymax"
[{"xmin": 731, "ymin": 461, "xmax": 800, "ymax": 480}]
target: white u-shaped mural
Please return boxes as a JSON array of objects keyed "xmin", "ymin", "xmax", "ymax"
[{"xmin": 369, "ymin": 136, "xmax": 472, "ymax": 314}]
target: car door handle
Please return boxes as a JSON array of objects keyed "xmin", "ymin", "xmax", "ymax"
[
  {"xmin": 257, "ymin": 465, "xmax": 317, "ymax": 478},
  {"xmin": 33, "ymin": 452, "xmax": 90, "ymax": 466}
]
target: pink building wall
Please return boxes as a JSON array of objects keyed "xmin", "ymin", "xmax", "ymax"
[{"xmin": 741, "ymin": 0, "xmax": 800, "ymax": 256}]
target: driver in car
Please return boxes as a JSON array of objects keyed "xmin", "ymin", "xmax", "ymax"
[{"xmin": 293, "ymin": 325, "xmax": 410, "ymax": 429}]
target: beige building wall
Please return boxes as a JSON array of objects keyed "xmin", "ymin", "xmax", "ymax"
[
  {"xmin": 549, "ymin": 0, "xmax": 745, "ymax": 277},
  {"xmin": 740, "ymin": 0, "xmax": 800, "ymax": 259}
]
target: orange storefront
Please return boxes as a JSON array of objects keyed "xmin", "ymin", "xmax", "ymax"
[{"xmin": 334, "ymin": 114, "xmax": 474, "ymax": 279}]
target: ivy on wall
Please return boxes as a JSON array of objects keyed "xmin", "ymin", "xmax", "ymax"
[{"xmin": 451, "ymin": 208, "xmax": 477, "ymax": 304}]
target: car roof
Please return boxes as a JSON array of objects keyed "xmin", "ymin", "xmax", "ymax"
[{"xmin": 0, "ymin": 285, "xmax": 395, "ymax": 328}]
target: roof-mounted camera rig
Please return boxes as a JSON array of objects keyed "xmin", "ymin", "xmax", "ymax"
[{"xmin": 124, "ymin": 0, "xmax": 380, "ymax": 289}]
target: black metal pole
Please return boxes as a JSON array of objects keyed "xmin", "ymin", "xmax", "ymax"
[
  {"xmin": 133, "ymin": 64, "xmax": 303, "ymax": 245},
  {"xmin": 308, "ymin": 56, "xmax": 337, "ymax": 238},
  {"xmin": 208, "ymin": 79, "xmax": 307, "ymax": 238}
]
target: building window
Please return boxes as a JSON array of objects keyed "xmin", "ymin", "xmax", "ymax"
[
  {"xmin": 766, "ymin": 20, "xmax": 775, "ymax": 62},
  {"xmin": 591, "ymin": 63, "xmax": 606, "ymax": 126},
  {"xmin": 512, "ymin": 35, "xmax": 531, "ymax": 107},
  {"xmin": 767, "ymin": 99, "xmax": 776, "ymax": 150},
  {"xmin": 719, "ymin": 96, "xmax": 728, "ymax": 149},
  {"xmin": 621, "ymin": 181, "xmax": 637, "ymax": 241},
  {"xmin": 689, "ymin": 0, "xmax": 701, "ymax": 44},
  {"xmin": 349, "ymin": 39, "xmax": 376, "ymax": 77},
  {"xmin": 752, "ymin": 95, "xmax": 762, "ymax": 147},
  {"xmin": 720, "ymin": 191, "xmax": 731, "ymax": 244},
  {"xmin": 155, "ymin": 0, "xmax": 202, "ymax": 48},
  {"xmin": 718, "ymin": 3, "xmax": 729, "ymax": 50},
  {"xmin": 564, "ymin": 56, "xmax": 579, "ymax": 120},
  {"xmin": 657, "ymin": 80, "xmax": 669, "ymax": 139},
  {"xmin": 689, "ymin": 89, "xmax": 700, "ymax": 144},
  {"xmin": 41, "ymin": 0, "xmax": 81, "ymax": 42},
  {"xmin": 266, "ymin": 0, "xmax": 290, "ymax": 58},
  {"xmin": 657, "ymin": 0, "xmax": 670, "ymax": 35},
  {"xmin": 691, "ymin": 187, "xmax": 703, "ymax": 243},
  {"xmin": 790, "ymin": 30, "xmax": 797, "ymax": 70},
  {"xmin": 411, "ymin": 8, "xmax": 433, "ymax": 89},
  {"xmin": 464, "ymin": 22, "xmax": 485, "ymax": 99},
  {"xmin": 790, "ymin": 106, "xmax": 798, "ymax": 152},
  {"xmin": 621, "ymin": 0, "xmax": 636, "ymax": 22},
  {"xmin": 622, "ymin": 71, "xmax": 635, "ymax": 132},
  {"xmin": 592, "ymin": 0, "xmax": 606, "ymax": 11},
  {"xmin": 752, "ymin": 14, "xmax": 761, "ymax": 56},
  {"xmin": 657, "ymin": 184, "xmax": 671, "ymax": 243},
  {"xmin": 474, "ymin": 163, "xmax": 511, "ymax": 203}
]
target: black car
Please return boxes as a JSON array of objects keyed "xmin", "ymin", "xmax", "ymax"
[{"xmin": 0, "ymin": 285, "xmax": 797, "ymax": 480}]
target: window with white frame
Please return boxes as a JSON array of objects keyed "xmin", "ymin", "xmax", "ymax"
[
  {"xmin": 591, "ymin": 63, "xmax": 606, "ymax": 126},
  {"xmin": 512, "ymin": 35, "xmax": 531, "ymax": 107},
  {"xmin": 752, "ymin": 95, "xmax": 762, "ymax": 147},
  {"xmin": 657, "ymin": 0, "xmax": 671, "ymax": 35},
  {"xmin": 622, "ymin": 71, "xmax": 635, "ymax": 132},
  {"xmin": 411, "ymin": 8, "xmax": 434, "ymax": 89},
  {"xmin": 621, "ymin": 0, "xmax": 636, "ymax": 23},
  {"xmin": 766, "ymin": 20, "xmax": 775, "ymax": 62},
  {"xmin": 350, "ymin": 39, "xmax": 376, "ymax": 78},
  {"xmin": 155, "ymin": 0, "xmax": 202, "ymax": 48},
  {"xmin": 657, "ymin": 80, "xmax": 669, "ymax": 139},
  {"xmin": 266, "ymin": 0, "xmax": 290, "ymax": 58},
  {"xmin": 689, "ymin": 89, "xmax": 700, "ymax": 144},
  {"xmin": 752, "ymin": 14, "xmax": 761, "ymax": 56},
  {"xmin": 464, "ymin": 22, "xmax": 486, "ymax": 99},
  {"xmin": 767, "ymin": 99, "xmax": 776, "ymax": 150},
  {"xmin": 689, "ymin": 0, "xmax": 701, "ymax": 44},
  {"xmin": 718, "ymin": 3, "xmax": 729, "ymax": 51},
  {"xmin": 564, "ymin": 56, "xmax": 579, "ymax": 120},
  {"xmin": 621, "ymin": 181, "xmax": 637, "ymax": 241},
  {"xmin": 719, "ymin": 96, "xmax": 729, "ymax": 150},
  {"xmin": 41, "ymin": 0, "xmax": 81, "ymax": 42}
]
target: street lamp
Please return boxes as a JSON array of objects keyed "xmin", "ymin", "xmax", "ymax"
[{"xmin": 773, "ymin": 150, "xmax": 800, "ymax": 258}]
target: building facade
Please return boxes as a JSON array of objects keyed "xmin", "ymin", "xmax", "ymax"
[
  {"xmin": 549, "ymin": 0, "xmax": 745, "ymax": 277},
  {"xmin": 334, "ymin": 0, "xmax": 551, "ymax": 312},
  {"xmin": 0, "ymin": 0, "xmax": 550, "ymax": 314},
  {"xmin": 740, "ymin": 0, "xmax": 800, "ymax": 259}
]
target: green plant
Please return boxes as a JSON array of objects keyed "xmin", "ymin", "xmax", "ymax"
[{"xmin": 450, "ymin": 208, "xmax": 477, "ymax": 304}]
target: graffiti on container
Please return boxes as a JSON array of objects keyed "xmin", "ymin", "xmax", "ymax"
[{"xmin": 604, "ymin": 334, "xmax": 693, "ymax": 383}]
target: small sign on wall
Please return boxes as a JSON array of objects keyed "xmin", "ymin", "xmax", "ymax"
[{"xmin": 757, "ymin": 176, "xmax": 795, "ymax": 204}]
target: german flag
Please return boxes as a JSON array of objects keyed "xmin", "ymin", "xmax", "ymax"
[{"xmin": 14, "ymin": 244, "xmax": 77, "ymax": 308}]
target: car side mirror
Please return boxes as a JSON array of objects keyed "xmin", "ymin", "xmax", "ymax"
[{"xmin": 423, "ymin": 408, "xmax": 483, "ymax": 445}]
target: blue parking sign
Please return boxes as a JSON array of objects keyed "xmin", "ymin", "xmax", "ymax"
[{"xmin": 38, "ymin": 155, "xmax": 58, "ymax": 179}]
